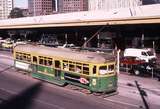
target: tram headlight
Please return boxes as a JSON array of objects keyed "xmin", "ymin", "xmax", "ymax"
[{"xmin": 92, "ymin": 79, "xmax": 96, "ymax": 86}]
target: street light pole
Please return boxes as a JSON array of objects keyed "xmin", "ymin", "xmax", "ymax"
[{"xmin": 117, "ymin": 49, "xmax": 120, "ymax": 75}]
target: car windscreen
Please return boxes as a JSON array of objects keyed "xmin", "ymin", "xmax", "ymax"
[{"xmin": 147, "ymin": 51, "xmax": 154, "ymax": 56}]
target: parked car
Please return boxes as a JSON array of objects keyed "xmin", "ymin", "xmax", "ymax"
[
  {"xmin": 2, "ymin": 40, "xmax": 13, "ymax": 49},
  {"xmin": 129, "ymin": 63, "xmax": 160, "ymax": 80},
  {"xmin": 120, "ymin": 57, "xmax": 160, "ymax": 81}
]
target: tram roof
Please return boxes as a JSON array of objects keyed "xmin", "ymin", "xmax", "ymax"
[
  {"xmin": 1, "ymin": 4, "xmax": 160, "ymax": 29},
  {"xmin": 14, "ymin": 44, "xmax": 115, "ymax": 64}
]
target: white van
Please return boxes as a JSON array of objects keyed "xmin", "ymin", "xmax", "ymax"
[{"xmin": 124, "ymin": 48, "xmax": 156, "ymax": 63}]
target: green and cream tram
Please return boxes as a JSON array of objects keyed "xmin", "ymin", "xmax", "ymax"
[{"xmin": 13, "ymin": 44, "xmax": 117, "ymax": 93}]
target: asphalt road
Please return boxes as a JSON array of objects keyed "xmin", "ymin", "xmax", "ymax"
[{"xmin": 0, "ymin": 50, "xmax": 160, "ymax": 109}]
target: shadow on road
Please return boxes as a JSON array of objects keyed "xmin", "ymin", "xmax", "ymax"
[
  {"xmin": 0, "ymin": 82, "xmax": 42, "ymax": 109},
  {"xmin": 0, "ymin": 66, "xmax": 13, "ymax": 74}
]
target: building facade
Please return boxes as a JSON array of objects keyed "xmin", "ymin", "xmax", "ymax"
[
  {"xmin": 0, "ymin": 0, "xmax": 13, "ymax": 19},
  {"xmin": 58, "ymin": 0, "xmax": 88, "ymax": 13},
  {"xmin": 88, "ymin": 0, "xmax": 142, "ymax": 11},
  {"xmin": 143, "ymin": 0, "xmax": 160, "ymax": 5},
  {"xmin": 28, "ymin": 0, "xmax": 54, "ymax": 16}
]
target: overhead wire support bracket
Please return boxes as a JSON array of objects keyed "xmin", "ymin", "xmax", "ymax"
[{"xmin": 82, "ymin": 26, "xmax": 106, "ymax": 48}]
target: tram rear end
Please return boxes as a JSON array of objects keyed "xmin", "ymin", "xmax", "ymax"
[{"xmin": 89, "ymin": 62, "xmax": 117, "ymax": 93}]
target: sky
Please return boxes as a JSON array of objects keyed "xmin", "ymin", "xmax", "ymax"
[{"xmin": 14, "ymin": 0, "xmax": 28, "ymax": 9}]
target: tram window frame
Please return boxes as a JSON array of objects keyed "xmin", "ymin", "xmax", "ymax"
[
  {"xmin": 63, "ymin": 60, "xmax": 69, "ymax": 70},
  {"xmin": 44, "ymin": 59, "xmax": 47, "ymax": 66},
  {"xmin": 83, "ymin": 64, "xmax": 89, "ymax": 75},
  {"xmin": 55, "ymin": 60, "xmax": 61, "ymax": 69},
  {"xmin": 48, "ymin": 58, "xmax": 53, "ymax": 66},
  {"xmin": 75, "ymin": 62, "xmax": 82, "ymax": 73},
  {"xmin": 39, "ymin": 58, "xmax": 43, "ymax": 65},
  {"xmin": 75, "ymin": 65, "xmax": 82, "ymax": 73},
  {"xmin": 108, "ymin": 64, "xmax": 114, "ymax": 72}
]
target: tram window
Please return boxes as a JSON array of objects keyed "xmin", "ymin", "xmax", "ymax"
[
  {"xmin": 63, "ymin": 63, "xmax": 69, "ymax": 70},
  {"xmin": 23, "ymin": 55, "xmax": 26, "ymax": 60},
  {"xmin": 99, "ymin": 66, "xmax": 107, "ymax": 75},
  {"xmin": 48, "ymin": 60, "xmax": 52, "ymax": 66},
  {"xmin": 69, "ymin": 64, "xmax": 75, "ymax": 72},
  {"xmin": 16, "ymin": 54, "xmax": 19, "ymax": 59},
  {"xmin": 93, "ymin": 66, "xmax": 96, "ymax": 75},
  {"xmin": 83, "ymin": 66, "xmax": 89, "ymax": 75},
  {"xmin": 33, "ymin": 56, "xmax": 37, "ymax": 63},
  {"xmin": 19, "ymin": 55, "xmax": 23, "ymax": 60},
  {"xmin": 39, "ymin": 58, "xmax": 43, "ymax": 65},
  {"xmin": 26, "ymin": 56, "xmax": 30, "ymax": 61},
  {"xmin": 76, "ymin": 65, "xmax": 81, "ymax": 73},
  {"xmin": 44, "ymin": 59, "xmax": 47, "ymax": 65},
  {"xmin": 55, "ymin": 60, "xmax": 60, "ymax": 68},
  {"xmin": 108, "ymin": 65, "xmax": 114, "ymax": 71}
]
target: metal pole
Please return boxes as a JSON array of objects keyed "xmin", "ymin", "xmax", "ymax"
[
  {"xmin": 135, "ymin": 81, "xmax": 149, "ymax": 109},
  {"xmin": 117, "ymin": 49, "xmax": 120, "ymax": 74},
  {"xmin": 152, "ymin": 68, "xmax": 154, "ymax": 78},
  {"xmin": 65, "ymin": 34, "xmax": 68, "ymax": 44},
  {"xmin": 97, "ymin": 34, "xmax": 100, "ymax": 48},
  {"xmin": 141, "ymin": 33, "xmax": 144, "ymax": 48},
  {"xmin": 153, "ymin": 41, "xmax": 156, "ymax": 57}
]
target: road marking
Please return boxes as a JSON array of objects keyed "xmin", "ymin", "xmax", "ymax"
[
  {"xmin": 34, "ymin": 99, "xmax": 65, "ymax": 109},
  {"xmin": 0, "ymin": 54, "xmax": 13, "ymax": 59},
  {"xmin": 0, "ymin": 87, "xmax": 65, "ymax": 109},
  {"xmin": 0, "ymin": 87, "xmax": 17, "ymax": 95},
  {"xmin": 104, "ymin": 98, "xmax": 142, "ymax": 108}
]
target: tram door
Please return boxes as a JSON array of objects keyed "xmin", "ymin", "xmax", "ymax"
[
  {"xmin": 32, "ymin": 56, "xmax": 38, "ymax": 73},
  {"xmin": 54, "ymin": 60, "xmax": 61, "ymax": 80}
]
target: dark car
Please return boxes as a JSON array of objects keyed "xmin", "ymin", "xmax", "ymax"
[
  {"xmin": 129, "ymin": 63, "xmax": 160, "ymax": 81},
  {"xmin": 120, "ymin": 57, "xmax": 160, "ymax": 81}
]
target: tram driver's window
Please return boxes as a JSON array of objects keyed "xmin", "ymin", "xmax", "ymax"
[
  {"xmin": 108, "ymin": 65, "xmax": 114, "ymax": 71},
  {"xmin": 99, "ymin": 66, "xmax": 107, "ymax": 75},
  {"xmin": 55, "ymin": 60, "xmax": 61, "ymax": 68}
]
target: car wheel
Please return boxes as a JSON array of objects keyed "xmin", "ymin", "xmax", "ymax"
[{"xmin": 134, "ymin": 70, "xmax": 140, "ymax": 76}]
